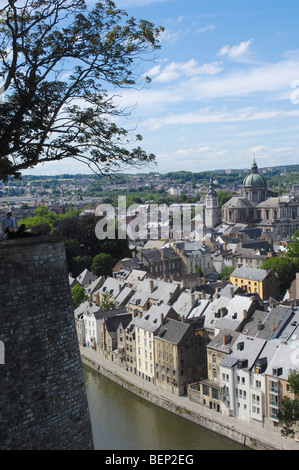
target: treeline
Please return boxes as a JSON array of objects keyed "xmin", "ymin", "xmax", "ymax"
[{"xmin": 19, "ymin": 206, "xmax": 130, "ymax": 277}]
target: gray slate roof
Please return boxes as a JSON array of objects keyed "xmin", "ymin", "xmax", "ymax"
[
  {"xmin": 154, "ymin": 318, "xmax": 190, "ymax": 345},
  {"xmin": 231, "ymin": 266, "xmax": 269, "ymax": 281}
]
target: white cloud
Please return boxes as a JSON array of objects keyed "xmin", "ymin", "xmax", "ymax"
[
  {"xmin": 218, "ymin": 40, "xmax": 254, "ymax": 60},
  {"xmin": 156, "ymin": 144, "xmax": 299, "ymax": 173},
  {"xmin": 153, "ymin": 59, "xmax": 223, "ymax": 82},
  {"xmin": 197, "ymin": 24, "xmax": 216, "ymax": 34},
  {"xmin": 141, "ymin": 107, "xmax": 299, "ymax": 130}
]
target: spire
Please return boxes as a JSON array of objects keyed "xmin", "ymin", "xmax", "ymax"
[
  {"xmin": 207, "ymin": 175, "xmax": 216, "ymax": 196},
  {"xmin": 251, "ymin": 156, "xmax": 258, "ymax": 174}
]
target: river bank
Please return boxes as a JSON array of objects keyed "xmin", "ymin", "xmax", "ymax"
[{"xmin": 80, "ymin": 346, "xmax": 299, "ymax": 451}]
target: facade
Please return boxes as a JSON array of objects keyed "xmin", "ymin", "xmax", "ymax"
[
  {"xmin": 101, "ymin": 314, "xmax": 131, "ymax": 361},
  {"xmin": 134, "ymin": 304, "xmax": 178, "ymax": 382},
  {"xmin": 154, "ymin": 318, "xmax": 206, "ymax": 396},
  {"xmin": 230, "ymin": 266, "xmax": 280, "ymax": 300},
  {"xmin": 222, "ymin": 159, "xmax": 299, "ymax": 236},
  {"xmin": 128, "ymin": 278, "xmax": 181, "ymax": 317},
  {"xmin": 136, "ymin": 247, "xmax": 183, "ymax": 279},
  {"xmin": 172, "ymin": 241, "xmax": 213, "ymax": 276}
]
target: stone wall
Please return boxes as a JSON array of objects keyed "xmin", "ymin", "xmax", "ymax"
[{"xmin": 0, "ymin": 237, "xmax": 94, "ymax": 450}]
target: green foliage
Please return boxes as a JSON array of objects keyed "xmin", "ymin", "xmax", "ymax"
[
  {"xmin": 0, "ymin": 0, "xmax": 163, "ymax": 181},
  {"xmin": 18, "ymin": 205, "xmax": 81, "ymax": 230},
  {"xmin": 72, "ymin": 284, "xmax": 88, "ymax": 309},
  {"xmin": 217, "ymin": 190, "xmax": 235, "ymax": 208},
  {"xmin": 286, "ymin": 230, "xmax": 299, "ymax": 259},
  {"xmin": 278, "ymin": 369, "xmax": 299, "ymax": 439},
  {"xmin": 100, "ymin": 292, "xmax": 115, "ymax": 311},
  {"xmin": 92, "ymin": 253, "xmax": 115, "ymax": 277},
  {"xmin": 261, "ymin": 257, "xmax": 299, "ymax": 294},
  {"xmin": 196, "ymin": 266, "xmax": 204, "ymax": 276},
  {"xmin": 219, "ymin": 265, "xmax": 236, "ymax": 280}
]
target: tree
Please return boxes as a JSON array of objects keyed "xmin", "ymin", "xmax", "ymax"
[
  {"xmin": 261, "ymin": 257, "xmax": 299, "ymax": 294},
  {"xmin": 0, "ymin": 0, "xmax": 163, "ymax": 181},
  {"xmin": 286, "ymin": 230, "xmax": 299, "ymax": 259},
  {"xmin": 219, "ymin": 265, "xmax": 235, "ymax": 280},
  {"xmin": 100, "ymin": 292, "xmax": 115, "ymax": 311},
  {"xmin": 91, "ymin": 252, "xmax": 115, "ymax": 277},
  {"xmin": 278, "ymin": 369, "xmax": 299, "ymax": 439},
  {"xmin": 72, "ymin": 283, "xmax": 87, "ymax": 309}
]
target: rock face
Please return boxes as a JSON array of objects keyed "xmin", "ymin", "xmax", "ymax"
[{"xmin": 0, "ymin": 237, "xmax": 94, "ymax": 450}]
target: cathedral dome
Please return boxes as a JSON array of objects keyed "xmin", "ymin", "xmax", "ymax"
[{"xmin": 243, "ymin": 159, "xmax": 267, "ymax": 188}]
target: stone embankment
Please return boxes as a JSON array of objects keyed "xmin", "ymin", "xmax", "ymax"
[{"xmin": 81, "ymin": 346, "xmax": 299, "ymax": 451}]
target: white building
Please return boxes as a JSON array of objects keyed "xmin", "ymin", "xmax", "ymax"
[{"xmin": 219, "ymin": 334, "xmax": 266, "ymax": 421}]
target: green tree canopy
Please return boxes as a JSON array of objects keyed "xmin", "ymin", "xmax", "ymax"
[
  {"xmin": 286, "ymin": 230, "xmax": 299, "ymax": 259},
  {"xmin": 219, "ymin": 265, "xmax": 236, "ymax": 280},
  {"xmin": 0, "ymin": 0, "xmax": 163, "ymax": 181},
  {"xmin": 91, "ymin": 252, "xmax": 115, "ymax": 277},
  {"xmin": 100, "ymin": 292, "xmax": 115, "ymax": 311},
  {"xmin": 261, "ymin": 257, "xmax": 299, "ymax": 294},
  {"xmin": 278, "ymin": 369, "xmax": 299, "ymax": 439},
  {"xmin": 72, "ymin": 283, "xmax": 87, "ymax": 309}
]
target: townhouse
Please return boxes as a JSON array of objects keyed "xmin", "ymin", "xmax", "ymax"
[
  {"xmin": 219, "ymin": 334, "xmax": 267, "ymax": 421},
  {"xmin": 154, "ymin": 317, "xmax": 206, "ymax": 396},
  {"xmin": 92, "ymin": 277, "xmax": 124, "ymax": 306},
  {"xmin": 230, "ymin": 266, "xmax": 280, "ymax": 300},
  {"xmin": 136, "ymin": 247, "xmax": 183, "ymax": 279},
  {"xmin": 101, "ymin": 313, "xmax": 132, "ymax": 361},
  {"xmin": 128, "ymin": 278, "xmax": 181, "ymax": 317},
  {"xmin": 134, "ymin": 304, "xmax": 178, "ymax": 383},
  {"xmin": 172, "ymin": 241, "xmax": 213, "ymax": 276}
]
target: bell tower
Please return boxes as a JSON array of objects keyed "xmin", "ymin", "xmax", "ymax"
[{"xmin": 205, "ymin": 176, "xmax": 220, "ymax": 229}]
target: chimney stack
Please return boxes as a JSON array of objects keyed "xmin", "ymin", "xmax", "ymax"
[
  {"xmin": 223, "ymin": 334, "xmax": 232, "ymax": 345},
  {"xmin": 149, "ymin": 280, "xmax": 154, "ymax": 293},
  {"xmin": 160, "ymin": 313, "xmax": 164, "ymax": 326}
]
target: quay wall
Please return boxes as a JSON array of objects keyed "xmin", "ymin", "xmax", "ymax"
[{"xmin": 81, "ymin": 354, "xmax": 276, "ymax": 451}]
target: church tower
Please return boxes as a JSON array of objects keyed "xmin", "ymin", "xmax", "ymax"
[{"xmin": 205, "ymin": 176, "xmax": 220, "ymax": 229}]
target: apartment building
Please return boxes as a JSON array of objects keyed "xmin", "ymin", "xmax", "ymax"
[{"xmin": 230, "ymin": 266, "xmax": 280, "ymax": 300}]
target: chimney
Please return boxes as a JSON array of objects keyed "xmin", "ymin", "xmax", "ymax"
[
  {"xmin": 190, "ymin": 294, "xmax": 195, "ymax": 308},
  {"xmin": 181, "ymin": 315, "xmax": 185, "ymax": 323},
  {"xmin": 160, "ymin": 313, "xmax": 164, "ymax": 326},
  {"xmin": 221, "ymin": 307, "xmax": 227, "ymax": 317},
  {"xmin": 149, "ymin": 280, "xmax": 154, "ymax": 293},
  {"xmin": 243, "ymin": 309, "xmax": 247, "ymax": 320},
  {"xmin": 202, "ymin": 290, "xmax": 206, "ymax": 299},
  {"xmin": 223, "ymin": 334, "xmax": 232, "ymax": 345},
  {"xmin": 230, "ymin": 287, "xmax": 234, "ymax": 299}
]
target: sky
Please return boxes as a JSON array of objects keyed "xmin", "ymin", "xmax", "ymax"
[{"xmin": 23, "ymin": 0, "xmax": 299, "ymax": 176}]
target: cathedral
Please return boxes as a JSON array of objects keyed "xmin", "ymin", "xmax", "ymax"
[{"xmin": 206, "ymin": 159, "xmax": 299, "ymax": 237}]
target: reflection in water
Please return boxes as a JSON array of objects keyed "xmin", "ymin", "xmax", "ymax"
[{"xmin": 83, "ymin": 366, "xmax": 247, "ymax": 451}]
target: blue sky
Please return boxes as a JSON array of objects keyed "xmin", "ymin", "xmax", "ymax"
[{"xmin": 25, "ymin": 0, "xmax": 299, "ymax": 176}]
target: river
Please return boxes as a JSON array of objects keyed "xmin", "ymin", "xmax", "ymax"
[{"xmin": 83, "ymin": 366, "xmax": 248, "ymax": 451}]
